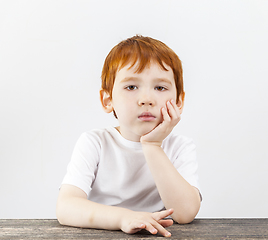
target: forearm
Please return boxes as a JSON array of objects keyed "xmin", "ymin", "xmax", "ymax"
[
  {"xmin": 142, "ymin": 144, "xmax": 200, "ymax": 223},
  {"xmin": 56, "ymin": 185, "xmax": 174, "ymax": 237},
  {"xmin": 56, "ymin": 187, "xmax": 127, "ymax": 230}
]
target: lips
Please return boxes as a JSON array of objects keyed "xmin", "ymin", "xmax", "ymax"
[{"xmin": 138, "ymin": 112, "xmax": 156, "ymax": 121}]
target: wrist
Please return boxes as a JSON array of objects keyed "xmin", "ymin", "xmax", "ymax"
[
  {"xmin": 140, "ymin": 138, "xmax": 162, "ymax": 147},
  {"xmin": 118, "ymin": 208, "xmax": 134, "ymax": 230},
  {"xmin": 141, "ymin": 141, "xmax": 163, "ymax": 152}
]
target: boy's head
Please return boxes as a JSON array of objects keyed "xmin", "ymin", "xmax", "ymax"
[{"xmin": 101, "ymin": 35, "xmax": 185, "ymax": 106}]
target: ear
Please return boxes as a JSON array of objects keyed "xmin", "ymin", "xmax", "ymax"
[
  {"xmin": 177, "ymin": 93, "xmax": 185, "ymax": 115},
  {"xmin": 100, "ymin": 89, "xmax": 114, "ymax": 113}
]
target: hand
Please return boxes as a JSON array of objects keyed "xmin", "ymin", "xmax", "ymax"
[
  {"xmin": 140, "ymin": 100, "xmax": 181, "ymax": 146},
  {"xmin": 120, "ymin": 208, "xmax": 174, "ymax": 237}
]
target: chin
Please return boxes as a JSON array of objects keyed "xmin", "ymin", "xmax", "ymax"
[{"xmin": 138, "ymin": 125, "xmax": 156, "ymax": 136}]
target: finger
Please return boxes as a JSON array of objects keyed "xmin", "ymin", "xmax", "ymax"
[
  {"xmin": 151, "ymin": 222, "xmax": 172, "ymax": 238},
  {"xmin": 133, "ymin": 222, "xmax": 146, "ymax": 230},
  {"xmin": 144, "ymin": 221, "xmax": 171, "ymax": 237},
  {"xmin": 153, "ymin": 208, "xmax": 174, "ymax": 221},
  {"xmin": 166, "ymin": 100, "xmax": 177, "ymax": 119},
  {"xmin": 161, "ymin": 107, "xmax": 171, "ymax": 124},
  {"xmin": 158, "ymin": 219, "xmax": 174, "ymax": 228},
  {"xmin": 144, "ymin": 223, "xmax": 158, "ymax": 235},
  {"xmin": 127, "ymin": 222, "xmax": 146, "ymax": 234},
  {"xmin": 171, "ymin": 99, "xmax": 181, "ymax": 117},
  {"xmin": 168, "ymin": 100, "xmax": 181, "ymax": 120}
]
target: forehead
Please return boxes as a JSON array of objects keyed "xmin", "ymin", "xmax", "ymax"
[{"xmin": 115, "ymin": 61, "xmax": 175, "ymax": 83}]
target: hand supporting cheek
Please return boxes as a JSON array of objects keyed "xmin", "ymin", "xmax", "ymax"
[{"xmin": 140, "ymin": 99, "xmax": 181, "ymax": 146}]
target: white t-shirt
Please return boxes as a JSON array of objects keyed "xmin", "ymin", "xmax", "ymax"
[{"xmin": 61, "ymin": 126, "xmax": 200, "ymax": 212}]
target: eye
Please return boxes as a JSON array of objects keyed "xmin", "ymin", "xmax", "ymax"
[
  {"xmin": 126, "ymin": 85, "xmax": 137, "ymax": 90},
  {"xmin": 155, "ymin": 86, "xmax": 167, "ymax": 91}
]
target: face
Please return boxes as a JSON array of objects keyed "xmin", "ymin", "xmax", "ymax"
[{"xmin": 101, "ymin": 62, "xmax": 182, "ymax": 142}]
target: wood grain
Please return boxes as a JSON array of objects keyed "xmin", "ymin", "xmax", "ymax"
[{"xmin": 0, "ymin": 219, "xmax": 267, "ymax": 239}]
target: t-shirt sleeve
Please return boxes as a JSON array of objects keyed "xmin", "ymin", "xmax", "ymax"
[{"xmin": 61, "ymin": 132, "xmax": 100, "ymax": 195}]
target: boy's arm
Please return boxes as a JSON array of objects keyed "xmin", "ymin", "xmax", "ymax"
[
  {"xmin": 140, "ymin": 100, "xmax": 201, "ymax": 224},
  {"xmin": 56, "ymin": 184, "xmax": 174, "ymax": 237}
]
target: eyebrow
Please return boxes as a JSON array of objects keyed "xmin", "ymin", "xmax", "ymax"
[
  {"xmin": 120, "ymin": 77, "xmax": 140, "ymax": 83},
  {"xmin": 155, "ymin": 78, "xmax": 173, "ymax": 85},
  {"xmin": 120, "ymin": 77, "xmax": 173, "ymax": 85}
]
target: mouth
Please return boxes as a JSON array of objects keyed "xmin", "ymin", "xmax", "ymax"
[{"xmin": 138, "ymin": 112, "xmax": 156, "ymax": 121}]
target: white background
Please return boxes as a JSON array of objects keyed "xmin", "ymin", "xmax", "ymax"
[{"xmin": 1, "ymin": 0, "xmax": 268, "ymax": 219}]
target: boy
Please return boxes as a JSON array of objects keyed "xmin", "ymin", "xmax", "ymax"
[{"xmin": 56, "ymin": 35, "xmax": 201, "ymax": 237}]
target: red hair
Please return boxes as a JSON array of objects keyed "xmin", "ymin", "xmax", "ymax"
[{"xmin": 101, "ymin": 35, "xmax": 185, "ymax": 102}]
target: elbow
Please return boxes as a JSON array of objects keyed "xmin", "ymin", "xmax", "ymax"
[
  {"xmin": 173, "ymin": 214, "xmax": 195, "ymax": 224},
  {"xmin": 56, "ymin": 206, "xmax": 71, "ymax": 227},
  {"xmin": 56, "ymin": 199, "xmax": 68, "ymax": 226},
  {"xmin": 172, "ymin": 203, "xmax": 200, "ymax": 224},
  {"xmin": 56, "ymin": 204, "xmax": 64, "ymax": 225},
  {"xmin": 56, "ymin": 211, "xmax": 64, "ymax": 226}
]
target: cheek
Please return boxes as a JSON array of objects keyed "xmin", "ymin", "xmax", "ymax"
[
  {"xmin": 160, "ymin": 91, "xmax": 177, "ymax": 104},
  {"xmin": 158, "ymin": 96, "xmax": 169, "ymax": 108},
  {"xmin": 113, "ymin": 100, "xmax": 134, "ymax": 118}
]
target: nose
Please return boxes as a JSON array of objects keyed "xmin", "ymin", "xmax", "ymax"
[{"xmin": 138, "ymin": 92, "xmax": 155, "ymax": 106}]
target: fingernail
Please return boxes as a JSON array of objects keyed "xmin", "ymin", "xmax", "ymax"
[{"xmin": 165, "ymin": 232, "xmax": 171, "ymax": 237}]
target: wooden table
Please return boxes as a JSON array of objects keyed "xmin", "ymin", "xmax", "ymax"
[{"xmin": 0, "ymin": 219, "xmax": 267, "ymax": 239}]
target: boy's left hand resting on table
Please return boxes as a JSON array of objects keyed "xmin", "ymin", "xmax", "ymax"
[{"xmin": 120, "ymin": 208, "xmax": 174, "ymax": 237}]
